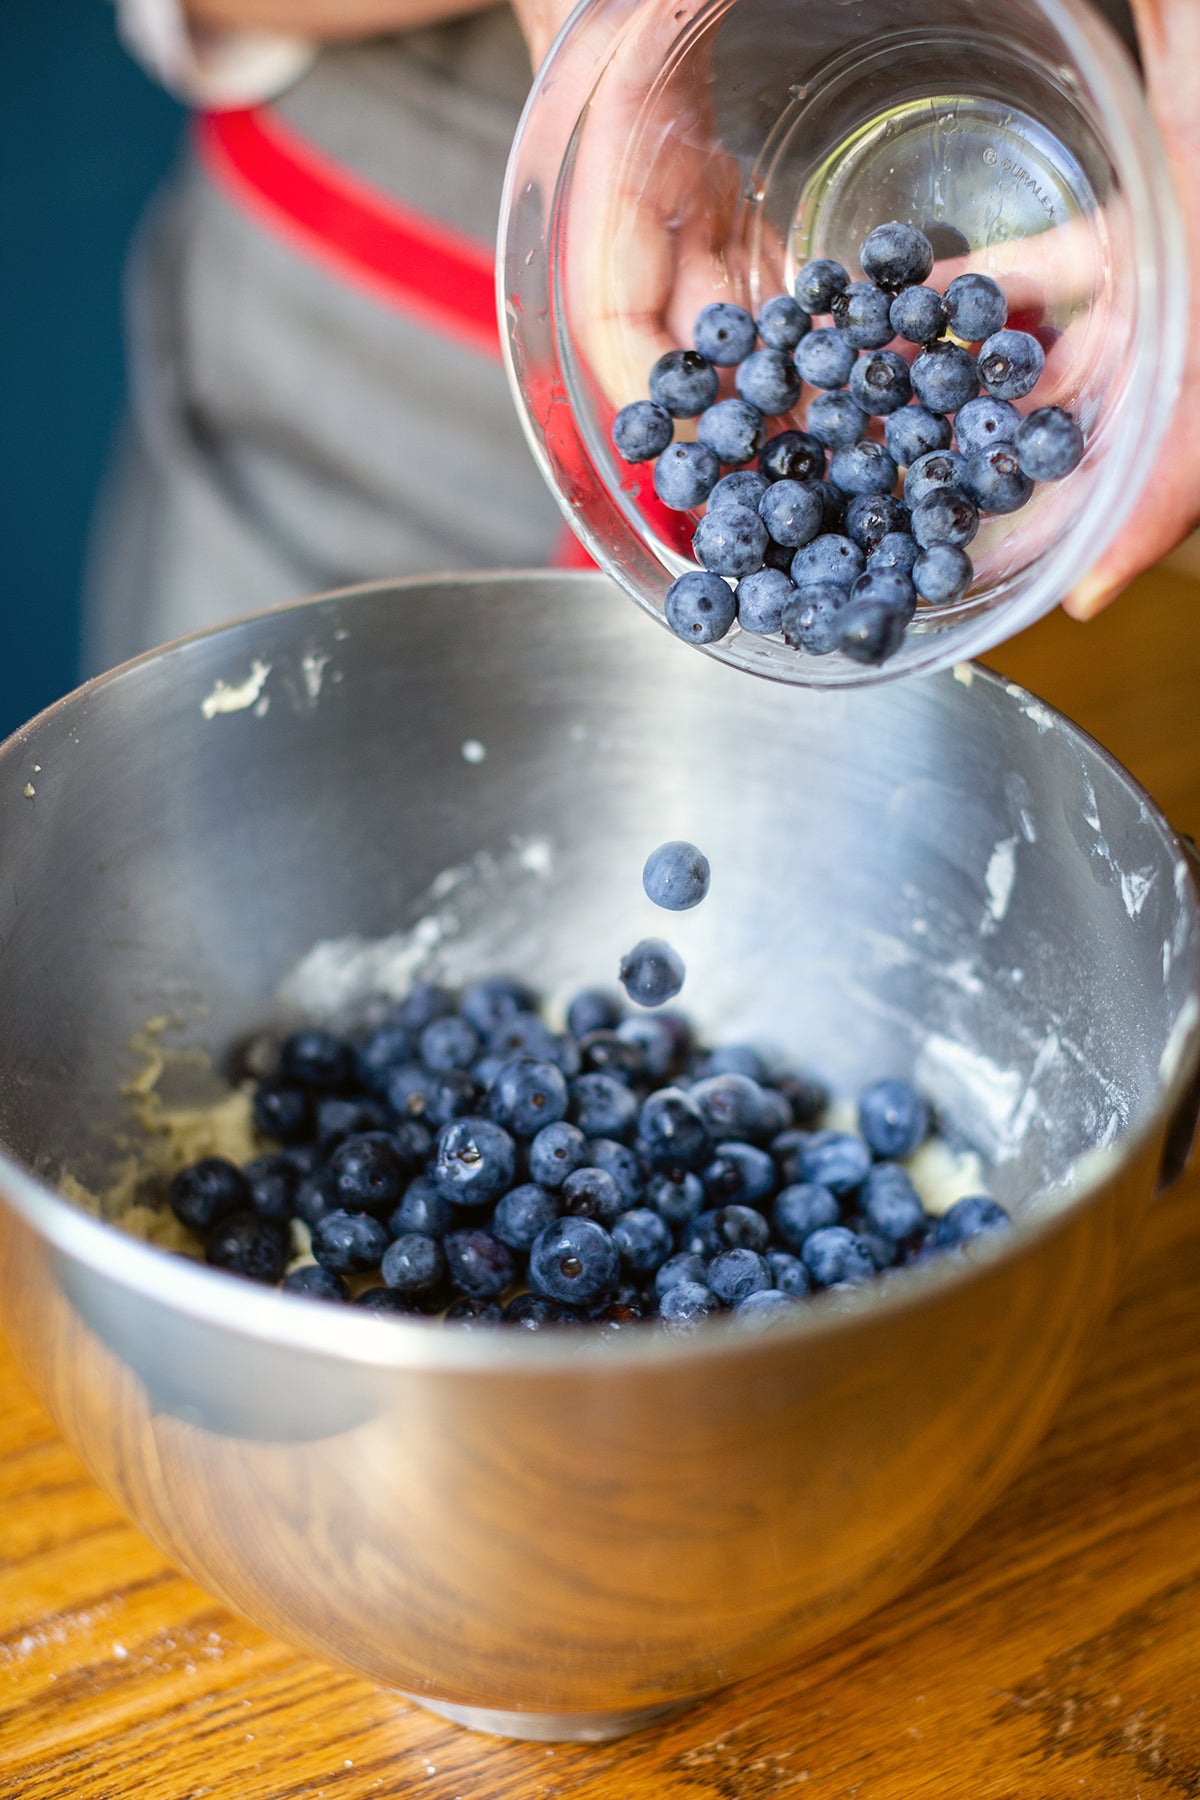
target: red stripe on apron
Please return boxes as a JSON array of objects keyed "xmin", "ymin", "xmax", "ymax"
[
  {"xmin": 196, "ymin": 105, "xmax": 599, "ymax": 568},
  {"xmin": 195, "ymin": 106, "xmax": 501, "ymax": 362}
]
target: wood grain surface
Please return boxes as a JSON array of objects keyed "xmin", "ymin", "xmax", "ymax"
[{"xmin": 2, "ymin": 566, "xmax": 1199, "ymax": 1799}]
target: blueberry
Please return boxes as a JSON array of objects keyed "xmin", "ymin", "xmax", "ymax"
[
  {"xmin": 419, "ymin": 1068, "xmax": 483, "ymax": 1128},
  {"xmin": 418, "ymin": 1015, "xmax": 480, "ymax": 1071},
  {"xmin": 491, "ymin": 1182, "xmax": 560, "ymax": 1251},
  {"xmin": 693, "ymin": 504, "xmax": 769, "ymax": 578},
  {"xmin": 849, "ymin": 349, "xmax": 913, "ymax": 417},
  {"xmin": 829, "ymin": 442, "xmax": 898, "ymax": 498},
  {"xmin": 861, "ymin": 1163, "xmax": 926, "ymax": 1241},
  {"xmin": 831, "ymin": 281, "xmax": 895, "ymax": 349},
  {"xmin": 794, "ymin": 328, "xmax": 856, "ymax": 391},
  {"xmin": 487, "ymin": 1010, "xmax": 561, "ymax": 1064},
  {"xmin": 835, "ymin": 599, "xmax": 908, "ymax": 666},
  {"xmin": 867, "ymin": 532, "xmax": 920, "ymax": 578},
  {"xmin": 913, "ymin": 544, "xmax": 973, "ymax": 604},
  {"xmin": 647, "ymin": 1169, "xmax": 706, "ymax": 1225},
  {"xmin": 760, "ymin": 430, "xmax": 826, "ymax": 484},
  {"xmin": 963, "ymin": 443, "xmax": 1033, "ymax": 515},
  {"xmin": 565, "ymin": 989, "xmax": 622, "ymax": 1039},
  {"xmin": 578, "ymin": 1031, "xmax": 642, "ymax": 1079},
  {"xmin": 664, "ymin": 570, "xmax": 736, "ymax": 644},
  {"xmin": 443, "ymin": 1227, "xmax": 517, "ymax": 1298},
  {"xmin": 735, "ymin": 348, "xmax": 802, "ymax": 416},
  {"xmin": 279, "ymin": 1028, "xmax": 354, "ymax": 1090},
  {"xmin": 587, "ymin": 1137, "xmax": 644, "ymax": 1205},
  {"xmin": 293, "ymin": 1168, "xmax": 339, "ymax": 1230},
  {"xmin": 315, "ymin": 1094, "xmax": 391, "ymax": 1150},
  {"xmin": 758, "ymin": 478, "xmax": 824, "ymax": 551},
  {"xmin": 384, "ymin": 1118, "xmax": 435, "ymax": 1174},
  {"xmin": 655, "ymin": 1251, "xmax": 708, "ymax": 1298},
  {"xmin": 312, "ymin": 1208, "xmax": 389, "ymax": 1275},
  {"xmin": 860, "ymin": 221, "xmax": 934, "ymax": 292},
  {"xmin": 329, "ymin": 1132, "xmax": 408, "ymax": 1215},
  {"xmin": 381, "ymin": 1230, "xmax": 446, "ymax": 1300},
  {"xmin": 648, "ymin": 348, "xmax": 720, "ymax": 417},
  {"xmin": 488, "ymin": 1056, "xmax": 569, "ymax": 1138},
  {"xmin": 702, "ymin": 1143, "xmax": 777, "ymax": 1210},
  {"xmin": 858, "ymin": 1081, "xmax": 929, "ymax": 1161},
  {"xmin": 773, "ymin": 1073, "xmax": 830, "ymax": 1126},
  {"xmin": 763, "ymin": 537, "xmax": 798, "ymax": 573},
  {"xmin": 170, "ymin": 1157, "xmax": 250, "ymax": 1233},
  {"xmin": 790, "ymin": 533, "xmax": 866, "ymax": 588},
  {"xmin": 807, "ymin": 390, "xmax": 868, "ymax": 449},
  {"xmin": 502, "ymin": 1293, "xmax": 580, "ymax": 1329},
  {"xmin": 911, "ymin": 488, "xmax": 979, "ymax": 550},
  {"xmin": 904, "ymin": 448, "xmax": 969, "ymax": 508},
  {"xmin": 709, "ymin": 470, "xmax": 769, "ymax": 514},
  {"xmin": 570, "ymin": 1071, "xmax": 639, "ymax": 1140},
  {"xmin": 388, "ymin": 1176, "xmax": 453, "ymax": 1240},
  {"xmin": 781, "ymin": 581, "xmax": 851, "ymax": 654},
  {"xmin": 443, "ymin": 1297, "xmax": 503, "ymax": 1325},
  {"xmin": 845, "ymin": 492, "xmax": 910, "ymax": 554},
  {"xmin": 659, "ymin": 1280, "xmax": 719, "ymax": 1331},
  {"xmin": 637, "ymin": 1087, "xmax": 710, "ymax": 1170},
  {"xmin": 617, "ymin": 1014, "xmax": 684, "ymax": 1081},
  {"xmin": 612, "ymin": 400, "xmax": 674, "ymax": 463},
  {"xmin": 251, "ymin": 1080, "xmax": 312, "ymax": 1144},
  {"xmin": 204, "ymin": 1212, "xmax": 289, "ymax": 1283},
  {"xmin": 802, "ymin": 1225, "xmax": 876, "ymax": 1287},
  {"xmin": 707, "ymin": 1247, "xmax": 772, "ymax": 1306},
  {"xmin": 889, "ymin": 285, "xmax": 946, "ymax": 345},
  {"xmin": 693, "ymin": 301, "xmax": 758, "ymax": 365},
  {"xmin": 696, "ymin": 1043, "xmax": 770, "ymax": 1081},
  {"xmin": 460, "ymin": 977, "xmax": 536, "ymax": 1038},
  {"xmin": 686, "ymin": 1203, "xmax": 770, "ymax": 1256},
  {"xmin": 618, "ymin": 938, "xmax": 686, "ymax": 1009},
  {"xmin": 772, "ymin": 1182, "xmax": 840, "ymax": 1249},
  {"xmin": 243, "ymin": 1153, "xmax": 298, "ymax": 1222},
  {"xmin": 757, "ymin": 293, "xmax": 811, "ymax": 350},
  {"xmin": 944, "ymin": 273, "xmax": 1008, "ymax": 343},
  {"xmin": 819, "ymin": 480, "xmax": 849, "ymax": 532},
  {"xmin": 737, "ymin": 567, "xmax": 796, "ymax": 636},
  {"xmin": 911, "ymin": 341, "xmax": 979, "ymax": 415},
  {"xmin": 765, "ymin": 1248, "xmax": 811, "ymax": 1296},
  {"xmin": 848, "ymin": 568, "xmax": 916, "ymax": 619},
  {"xmin": 953, "ymin": 395, "xmax": 1021, "ymax": 457},
  {"xmin": 846, "ymin": 1221, "xmax": 900, "ymax": 1269},
  {"xmin": 735, "ymin": 1287, "xmax": 800, "ymax": 1323},
  {"xmin": 697, "ymin": 397, "xmax": 765, "ymax": 465},
  {"xmin": 885, "ymin": 404, "xmax": 953, "ymax": 469},
  {"xmin": 935, "ymin": 1195, "xmax": 1012, "ymax": 1246},
  {"xmin": 689, "ymin": 1072, "xmax": 768, "ymax": 1142},
  {"xmin": 431, "ymin": 1116, "xmax": 517, "ymax": 1207},
  {"xmin": 1015, "ymin": 406, "xmax": 1084, "ymax": 481},
  {"xmin": 794, "ymin": 258, "xmax": 849, "ymax": 315},
  {"xmin": 395, "ymin": 981, "xmax": 457, "ymax": 1031},
  {"xmin": 282, "ymin": 1263, "xmax": 349, "ymax": 1302},
  {"xmin": 354, "ymin": 1286, "xmax": 420, "ymax": 1315},
  {"xmin": 788, "ymin": 1130, "xmax": 871, "ymax": 1195},
  {"xmin": 655, "ymin": 441, "xmax": 721, "ymax": 511},
  {"xmin": 527, "ymin": 1120, "xmax": 589, "ymax": 1189},
  {"xmin": 354, "ymin": 1021, "xmax": 416, "ymax": 1094},
  {"xmin": 561, "ymin": 1165, "xmax": 625, "ymax": 1228},
  {"xmin": 529, "ymin": 1216, "xmax": 619, "ymax": 1305},
  {"xmin": 977, "ymin": 329, "xmax": 1044, "ymax": 400},
  {"xmin": 612, "ymin": 1208, "xmax": 674, "ymax": 1276}
]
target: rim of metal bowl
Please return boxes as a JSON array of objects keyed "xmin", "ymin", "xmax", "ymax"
[{"xmin": 0, "ymin": 572, "xmax": 1197, "ymax": 1374}]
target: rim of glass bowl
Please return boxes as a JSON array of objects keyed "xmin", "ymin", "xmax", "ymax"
[{"xmin": 498, "ymin": 0, "xmax": 1187, "ymax": 688}]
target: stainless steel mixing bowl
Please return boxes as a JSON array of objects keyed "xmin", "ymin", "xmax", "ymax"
[{"xmin": 0, "ymin": 572, "xmax": 1197, "ymax": 1742}]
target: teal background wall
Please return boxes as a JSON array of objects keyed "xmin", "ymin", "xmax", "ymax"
[{"xmin": 1, "ymin": 2, "xmax": 182, "ymax": 736}]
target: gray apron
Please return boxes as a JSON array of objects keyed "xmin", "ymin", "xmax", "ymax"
[{"xmin": 84, "ymin": 14, "xmax": 562, "ymax": 674}]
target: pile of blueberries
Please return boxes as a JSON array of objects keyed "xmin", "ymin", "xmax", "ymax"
[
  {"xmin": 167, "ymin": 982, "xmax": 1011, "ymax": 1333},
  {"xmin": 611, "ymin": 220, "xmax": 1084, "ymax": 666}
]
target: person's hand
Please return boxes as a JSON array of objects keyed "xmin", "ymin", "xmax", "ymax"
[{"xmin": 1062, "ymin": 0, "xmax": 1200, "ymax": 618}]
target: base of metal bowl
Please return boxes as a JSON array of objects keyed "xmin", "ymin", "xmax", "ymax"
[{"xmin": 400, "ymin": 1692, "xmax": 695, "ymax": 1742}]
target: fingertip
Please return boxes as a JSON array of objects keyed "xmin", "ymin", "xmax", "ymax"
[{"xmin": 1062, "ymin": 573, "xmax": 1117, "ymax": 621}]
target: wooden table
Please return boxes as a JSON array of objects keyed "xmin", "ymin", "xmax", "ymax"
[{"xmin": 3, "ymin": 567, "xmax": 1199, "ymax": 1799}]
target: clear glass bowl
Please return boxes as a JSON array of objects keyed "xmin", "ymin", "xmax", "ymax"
[{"xmin": 499, "ymin": 0, "xmax": 1186, "ymax": 685}]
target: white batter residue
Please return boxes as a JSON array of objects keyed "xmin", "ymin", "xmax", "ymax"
[
  {"xmin": 301, "ymin": 651, "xmax": 330, "ymax": 702},
  {"xmin": 983, "ymin": 837, "xmax": 1018, "ymax": 930},
  {"xmin": 200, "ymin": 658, "xmax": 272, "ymax": 720}
]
